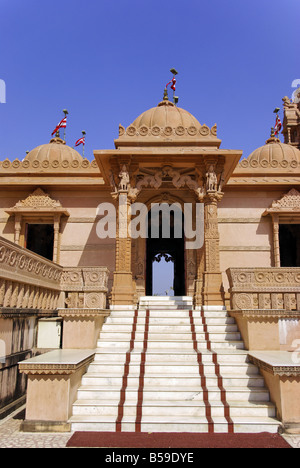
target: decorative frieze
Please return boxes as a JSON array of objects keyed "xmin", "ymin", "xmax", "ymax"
[
  {"xmin": 57, "ymin": 308, "xmax": 110, "ymax": 319},
  {"xmin": 227, "ymin": 267, "xmax": 300, "ymax": 312},
  {"xmin": 61, "ymin": 266, "xmax": 109, "ymax": 310},
  {"xmin": 118, "ymin": 123, "xmax": 218, "ymax": 140},
  {"xmin": 0, "ymin": 158, "xmax": 99, "ymax": 172}
]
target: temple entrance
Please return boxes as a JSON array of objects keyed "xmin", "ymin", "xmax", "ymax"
[
  {"xmin": 146, "ymin": 205, "xmax": 185, "ymax": 296},
  {"xmin": 279, "ymin": 224, "xmax": 300, "ymax": 267}
]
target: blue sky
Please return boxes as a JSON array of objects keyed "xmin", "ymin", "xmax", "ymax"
[{"xmin": 0, "ymin": 0, "xmax": 299, "ymax": 162}]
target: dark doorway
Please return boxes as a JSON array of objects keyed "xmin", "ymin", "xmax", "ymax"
[
  {"xmin": 26, "ymin": 224, "xmax": 54, "ymax": 261},
  {"xmin": 279, "ymin": 224, "xmax": 300, "ymax": 267},
  {"xmin": 146, "ymin": 205, "xmax": 185, "ymax": 296}
]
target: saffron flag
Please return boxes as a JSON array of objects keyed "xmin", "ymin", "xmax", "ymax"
[
  {"xmin": 274, "ymin": 115, "xmax": 282, "ymax": 135},
  {"xmin": 166, "ymin": 77, "xmax": 176, "ymax": 92},
  {"xmin": 75, "ymin": 136, "xmax": 85, "ymax": 147},
  {"xmin": 52, "ymin": 116, "xmax": 67, "ymax": 136}
]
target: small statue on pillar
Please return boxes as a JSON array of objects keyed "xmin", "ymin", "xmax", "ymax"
[
  {"xmin": 206, "ymin": 165, "xmax": 218, "ymax": 192},
  {"xmin": 118, "ymin": 165, "xmax": 130, "ymax": 191}
]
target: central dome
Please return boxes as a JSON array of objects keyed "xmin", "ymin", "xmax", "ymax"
[
  {"xmin": 131, "ymin": 99, "xmax": 202, "ymax": 130},
  {"xmin": 116, "ymin": 93, "xmax": 219, "ymax": 148}
]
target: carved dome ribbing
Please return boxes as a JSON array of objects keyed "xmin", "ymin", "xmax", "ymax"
[
  {"xmin": 131, "ymin": 99, "xmax": 202, "ymax": 130},
  {"xmin": 25, "ymin": 137, "xmax": 83, "ymax": 164},
  {"xmin": 248, "ymin": 136, "xmax": 300, "ymax": 166}
]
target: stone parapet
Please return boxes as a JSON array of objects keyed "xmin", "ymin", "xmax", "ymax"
[
  {"xmin": 0, "ymin": 236, "xmax": 63, "ymax": 311},
  {"xmin": 227, "ymin": 268, "xmax": 300, "ymax": 311},
  {"xmin": 249, "ymin": 351, "xmax": 300, "ymax": 434},
  {"xmin": 227, "ymin": 268, "xmax": 300, "ymax": 350}
]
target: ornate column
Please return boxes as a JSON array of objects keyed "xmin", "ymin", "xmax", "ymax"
[
  {"xmin": 53, "ymin": 214, "xmax": 61, "ymax": 264},
  {"xmin": 202, "ymin": 190, "xmax": 224, "ymax": 305},
  {"xmin": 110, "ymin": 165, "xmax": 137, "ymax": 307},
  {"xmin": 272, "ymin": 215, "xmax": 281, "ymax": 267},
  {"xmin": 196, "ymin": 159, "xmax": 225, "ymax": 306}
]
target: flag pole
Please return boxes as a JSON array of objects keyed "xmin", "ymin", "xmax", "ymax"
[
  {"xmin": 273, "ymin": 107, "xmax": 280, "ymax": 141},
  {"xmin": 169, "ymin": 68, "xmax": 178, "ymax": 105},
  {"xmin": 63, "ymin": 109, "xmax": 68, "ymax": 142},
  {"xmin": 82, "ymin": 130, "xmax": 86, "ymax": 158}
]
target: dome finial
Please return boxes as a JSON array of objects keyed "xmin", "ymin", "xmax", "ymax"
[
  {"xmin": 163, "ymin": 87, "xmax": 169, "ymax": 101},
  {"xmin": 266, "ymin": 127, "xmax": 281, "ymax": 145}
]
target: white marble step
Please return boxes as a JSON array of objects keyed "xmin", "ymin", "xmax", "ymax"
[
  {"xmin": 88, "ymin": 362, "xmax": 259, "ymax": 376},
  {"xmin": 77, "ymin": 385, "xmax": 270, "ymax": 402},
  {"xmin": 99, "ymin": 331, "xmax": 241, "ymax": 341},
  {"xmin": 81, "ymin": 373, "xmax": 265, "ymax": 388},
  {"xmin": 139, "ymin": 296, "xmax": 193, "ymax": 306},
  {"xmin": 102, "ymin": 323, "xmax": 238, "ymax": 332},
  {"xmin": 69, "ymin": 414, "xmax": 279, "ymax": 434},
  {"xmin": 96, "ymin": 340, "xmax": 245, "ymax": 350},
  {"xmin": 93, "ymin": 349, "xmax": 250, "ymax": 364},
  {"xmin": 72, "ymin": 399, "xmax": 276, "ymax": 418},
  {"xmin": 105, "ymin": 316, "xmax": 235, "ymax": 326}
]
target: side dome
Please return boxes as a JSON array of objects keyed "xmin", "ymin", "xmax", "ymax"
[
  {"xmin": 248, "ymin": 135, "xmax": 300, "ymax": 166},
  {"xmin": 25, "ymin": 136, "xmax": 83, "ymax": 164}
]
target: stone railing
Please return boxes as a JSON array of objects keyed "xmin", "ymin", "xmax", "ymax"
[
  {"xmin": 0, "ymin": 236, "xmax": 63, "ymax": 313},
  {"xmin": 60, "ymin": 266, "xmax": 109, "ymax": 310},
  {"xmin": 0, "ymin": 237, "xmax": 110, "ymax": 314},
  {"xmin": 227, "ymin": 268, "xmax": 300, "ymax": 312}
]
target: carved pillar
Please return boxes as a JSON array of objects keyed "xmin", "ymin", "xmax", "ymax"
[
  {"xmin": 14, "ymin": 214, "xmax": 22, "ymax": 245},
  {"xmin": 202, "ymin": 190, "xmax": 224, "ymax": 306},
  {"xmin": 53, "ymin": 215, "xmax": 61, "ymax": 264},
  {"xmin": 272, "ymin": 215, "xmax": 281, "ymax": 268},
  {"xmin": 110, "ymin": 167, "xmax": 137, "ymax": 306}
]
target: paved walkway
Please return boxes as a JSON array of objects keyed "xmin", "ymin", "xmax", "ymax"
[
  {"xmin": 0, "ymin": 406, "xmax": 72, "ymax": 448},
  {"xmin": 0, "ymin": 405, "xmax": 299, "ymax": 448}
]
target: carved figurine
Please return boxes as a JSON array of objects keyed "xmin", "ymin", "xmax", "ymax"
[
  {"xmin": 118, "ymin": 165, "xmax": 130, "ymax": 191},
  {"xmin": 206, "ymin": 165, "xmax": 218, "ymax": 191}
]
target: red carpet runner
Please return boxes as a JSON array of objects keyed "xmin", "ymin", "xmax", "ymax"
[{"xmin": 66, "ymin": 431, "xmax": 291, "ymax": 448}]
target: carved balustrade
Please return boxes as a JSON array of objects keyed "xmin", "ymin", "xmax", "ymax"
[
  {"xmin": 227, "ymin": 268, "xmax": 300, "ymax": 314},
  {"xmin": 0, "ymin": 237, "xmax": 110, "ymax": 314},
  {"xmin": 0, "ymin": 236, "xmax": 63, "ymax": 313}
]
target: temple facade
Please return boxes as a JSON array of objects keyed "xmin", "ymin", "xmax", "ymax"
[{"xmin": 0, "ymin": 87, "xmax": 300, "ymax": 435}]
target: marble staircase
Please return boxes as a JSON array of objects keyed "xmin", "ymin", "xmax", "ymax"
[{"xmin": 69, "ymin": 296, "xmax": 280, "ymax": 433}]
